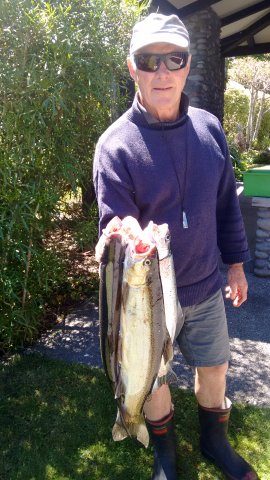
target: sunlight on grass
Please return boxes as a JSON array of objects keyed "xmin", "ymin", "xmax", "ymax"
[{"xmin": 0, "ymin": 354, "xmax": 269, "ymax": 480}]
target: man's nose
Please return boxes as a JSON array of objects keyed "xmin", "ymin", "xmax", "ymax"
[{"xmin": 157, "ymin": 60, "xmax": 169, "ymax": 74}]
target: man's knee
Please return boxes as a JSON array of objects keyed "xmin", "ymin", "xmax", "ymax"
[
  {"xmin": 143, "ymin": 384, "xmax": 171, "ymax": 421},
  {"xmin": 196, "ymin": 362, "xmax": 229, "ymax": 381}
]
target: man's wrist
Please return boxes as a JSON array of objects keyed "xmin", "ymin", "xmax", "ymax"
[{"xmin": 228, "ymin": 262, "xmax": 243, "ymax": 269}]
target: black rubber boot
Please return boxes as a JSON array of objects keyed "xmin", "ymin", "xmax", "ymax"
[
  {"xmin": 146, "ymin": 410, "xmax": 178, "ymax": 480},
  {"xmin": 198, "ymin": 399, "xmax": 259, "ymax": 480}
]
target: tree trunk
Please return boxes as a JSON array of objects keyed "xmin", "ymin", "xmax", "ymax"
[
  {"xmin": 246, "ymin": 85, "xmax": 257, "ymax": 150},
  {"xmin": 81, "ymin": 182, "xmax": 96, "ymax": 216},
  {"xmin": 252, "ymin": 92, "xmax": 265, "ymax": 144}
]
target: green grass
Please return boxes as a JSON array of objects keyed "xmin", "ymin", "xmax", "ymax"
[{"xmin": 0, "ymin": 354, "xmax": 269, "ymax": 480}]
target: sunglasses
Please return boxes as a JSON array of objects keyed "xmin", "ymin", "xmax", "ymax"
[{"xmin": 134, "ymin": 52, "xmax": 189, "ymax": 73}]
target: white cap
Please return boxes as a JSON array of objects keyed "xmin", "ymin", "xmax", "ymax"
[{"xmin": 130, "ymin": 13, "xmax": 190, "ymax": 55}]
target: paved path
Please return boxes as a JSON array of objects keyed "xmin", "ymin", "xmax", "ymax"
[
  {"xmin": 26, "ymin": 271, "xmax": 270, "ymax": 407},
  {"xmin": 26, "ymin": 190, "xmax": 270, "ymax": 407}
]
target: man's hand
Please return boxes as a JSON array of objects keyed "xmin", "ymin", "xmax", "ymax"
[{"xmin": 225, "ymin": 263, "xmax": 248, "ymax": 307}]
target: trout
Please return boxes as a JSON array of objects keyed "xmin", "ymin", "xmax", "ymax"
[
  {"xmin": 97, "ymin": 217, "xmax": 126, "ymax": 389},
  {"xmin": 112, "ymin": 239, "xmax": 173, "ymax": 448},
  {"xmin": 147, "ymin": 221, "xmax": 181, "ymax": 343}
]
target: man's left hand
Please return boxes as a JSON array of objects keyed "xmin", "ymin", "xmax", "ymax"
[{"xmin": 225, "ymin": 263, "xmax": 248, "ymax": 307}]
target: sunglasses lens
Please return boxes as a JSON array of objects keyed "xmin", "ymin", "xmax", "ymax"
[
  {"xmin": 166, "ymin": 53, "xmax": 188, "ymax": 70},
  {"xmin": 134, "ymin": 52, "xmax": 188, "ymax": 72},
  {"xmin": 134, "ymin": 54, "xmax": 159, "ymax": 72}
]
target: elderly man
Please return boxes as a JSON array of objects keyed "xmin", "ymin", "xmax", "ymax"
[{"xmin": 93, "ymin": 13, "xmax": 258, "ymax": 480}]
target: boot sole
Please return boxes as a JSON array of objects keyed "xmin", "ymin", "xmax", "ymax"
[{"xmin": 201, "ymin": 449, "xmax": 257, "ymax": 480}]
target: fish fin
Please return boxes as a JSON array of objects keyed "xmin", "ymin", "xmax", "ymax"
[
  {"xmin": 128, "ymin": 416, "xmax": 149, "ymax": 448},
  {"xmin": 163, "ymin": 335, "xmax": 174, "ymax": 366},
  {"xmin": 114, "ymin": 378, "xmax": 124, "ymax": 399},
  {"xmin": 121, "ymin": 281, "xmax": 129, "ymax": 312},
  {"xmin": 112, "ymin": 409, "xmax": 129, "ymax": 442},
  {"xmin": 117, "ymin": 335, "xmax": 122, "ymax": 364},
  {"xmin": 166, "ymin": 364, "xmax": 178, "ymax": 385}
]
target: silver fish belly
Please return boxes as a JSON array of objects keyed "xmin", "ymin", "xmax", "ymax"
[{"xmin": 112, "ymin": 245, "xmax": 172, "ymax": 447}]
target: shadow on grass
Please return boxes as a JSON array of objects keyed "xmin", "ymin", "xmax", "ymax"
[{"xmin": 0, "ymin": 354, "xmax": 269, "ymax": 480}]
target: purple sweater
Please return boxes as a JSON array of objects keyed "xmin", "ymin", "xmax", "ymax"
[{"xmin": 93, "ymin": 94, "xmax": 250, "ymax": 307}]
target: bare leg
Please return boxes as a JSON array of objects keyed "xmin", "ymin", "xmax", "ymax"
[
  {"xmin": 143, "ymin": 384, "xmax": 172, "ymax": 421},
  {"xmin": 195, "ymin": 362, "xmax": 228, "ymax": 408}
]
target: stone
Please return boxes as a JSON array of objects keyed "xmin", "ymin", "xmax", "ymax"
[
  {"xmin": 252, "ymin": 197, "xmax": 270, "ymax": 208},
  {"xmin": 255, "ymin": 250, "xmax": 268, "ymax": 259},
  {"xmin": 254, "ymin": 267, "xmax": 270, "ymax": 277},
  {"xmin": 256, "ymin": 242, "xmax": 270, "ymax": 252},
  {"xmin": 257, "ymin": 209, "xmax": 270, "ymax": 219},
  {"xmin": 184, "ymin": 7, "xmax": 222, "ymax": 120},
  {"xmin": 256, "ymin": 229, "xmax": 269, "ymax": 238},
  {"xmin": 257, "ymin": 218, "xmax": 270, "ymax": 231},
  {"xmin": 254, "ymin": 259, "xmax": 268, "ymax": 268},
  {"xmin": 189, "ymin": 74, "xmax": 204, "ymax": 82}
]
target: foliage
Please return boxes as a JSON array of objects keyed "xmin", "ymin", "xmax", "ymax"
[
  {"xmin": 229, "ymin": 143, "xmax": 270, "ymax": 181},
  {"xmin": 224, "ymin": 89, "xmax": 249, "ymax": 145},
  {"xmin": 228, "ymin": 56, "xmax": 270, "ymax": 149},
  {"xmin": 257, "ymin": 103, "xmax": 270, "ymax": 150},
  {"xmin": 0, "ymin": 0, "xmax": 143, "ymax": 352},
  {"xmin": 1, "ymin": 354, "xmax": 269, "ymax": 479},
  {"xmin": 74, "ymin": 202, "xmax": 99, "ymax": 251},
  {"xmin": 229, "ymin": 144, "xmax": 249, "ymax": 181},
  {"xmin": 241, "ymin": 149, "xmax": 270, "ymax": 166}
]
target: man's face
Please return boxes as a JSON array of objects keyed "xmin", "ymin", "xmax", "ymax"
[{"xmin": 127, "ymin": 43, "xmax": 191, "ymax": 121}]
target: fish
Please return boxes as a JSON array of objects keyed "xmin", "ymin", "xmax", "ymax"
[
  {"xmin": 146, "ymin": 221, "xmax": 182, "ymax": 343},
  {"xmin": 112, "ymin": 239, "xmax": 173, "ymax": 448},
  {"xmin": 97, "ymin": 217, "xmax": 126, "ymax": 389},
  {"xmin": 95, "ymin": 216, "xmax": 123, "ymax": 263}
]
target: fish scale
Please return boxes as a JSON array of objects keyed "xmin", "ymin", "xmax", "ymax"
[
  {"xmin": 96, "ymin": 216, "xmax": 176, "ymax": 448},
  {"xmin": 112, "ymin": 244, "xmax": 172, "ymax": 448}
]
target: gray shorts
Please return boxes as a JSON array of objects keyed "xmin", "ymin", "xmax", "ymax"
[{"xmin": 175, "ymin": 289, "xmax": 230, "ymax": 367}]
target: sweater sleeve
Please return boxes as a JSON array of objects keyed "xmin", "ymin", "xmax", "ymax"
[
  {"xmin": 93, "ymin": 140, "xmax": 140, "ymax": 235},
  {"xmin": 216, "ymin": 125, "xmax": 250, "ymax": 265}
]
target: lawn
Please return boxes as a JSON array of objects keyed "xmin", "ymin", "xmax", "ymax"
[{"xmin": 0, "ymin": 354, "xmax": 269, "ymax": 480}]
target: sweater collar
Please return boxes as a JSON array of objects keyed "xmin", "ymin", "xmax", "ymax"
[{"xmin": 127, "ymin": 92, "xmax": 189, "ymax": 129}]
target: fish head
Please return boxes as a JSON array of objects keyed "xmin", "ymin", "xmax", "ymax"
[
  {"xmin": 148, "ymin": 222, "xmax": 171, "ymax": 260},
  {"xmin": 121, "ymin": 216, "xmax": 142, "ymax": 242},
  {"xmin": 96, "ymin": 217, "xmax": 124, "ymax": 263},
  {"xmin": 103, "ymin": 216, "xmax": 123, "ymax": 237},
  {"xmin": 124, "ymin": 244, "xmax": 156, "ymax": 286},
  {"xmin": 124, "ymin": 257, "xmax": 151, "ymax": 286}
]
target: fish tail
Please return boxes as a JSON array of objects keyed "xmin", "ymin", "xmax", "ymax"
[
  {"xmin": 112, "ymin": 409, "xmax": 129, "ymax": 442},
  {"xmin": 129, "ymin": 416, "xmax": 149, "ymax": 448},
  {"xmin": 112, "ymin": 411, "xmax": 149, "ymax": 448}
]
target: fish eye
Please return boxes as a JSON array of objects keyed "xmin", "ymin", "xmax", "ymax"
[
  {"xmin": 144, "ymin": 258, "xmax": 151, "ymax": 266},
  {"xmin": 165, "ymin": 234, "xmax": 171, "ymax": 242}
]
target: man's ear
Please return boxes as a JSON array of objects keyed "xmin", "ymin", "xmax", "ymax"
[{"xmin": 127, "ymin": 57, "xmax": 137, "ymax": 82}]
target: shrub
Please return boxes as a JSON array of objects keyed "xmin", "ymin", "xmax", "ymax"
[
  {"xmin": 257, "ymin": 105, "xmax": 270, "ymax": 151},
  {"xmin": 0, "ymin": 0, "xmax": 143, "ymax": 352},
  {"xmin": 74, "ymin": 203, "xmax": 99, "ymax": 252},
  {"xmin": 224, "ymin": 88, "xmax": 249, "ymax": 146}
]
